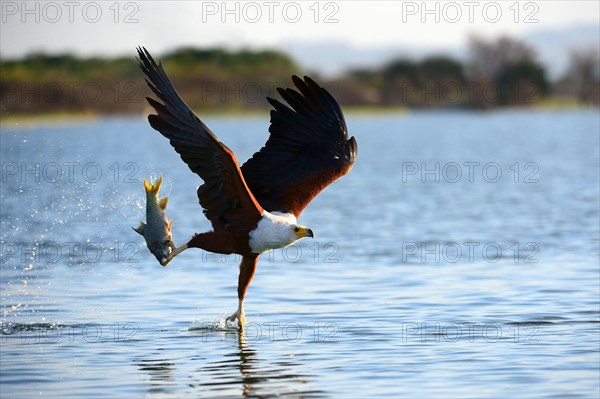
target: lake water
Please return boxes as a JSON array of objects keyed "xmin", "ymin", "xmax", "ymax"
[{"xmin": 1, "ymin": 110, "xmax": 599, "ymax": 398}]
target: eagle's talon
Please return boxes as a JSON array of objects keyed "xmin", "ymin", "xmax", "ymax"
[
  {"xmin": 228, "ymin": 303, "xmax": 245, "ymax": 330},
  {"xmin": 164, "ymin": 243, "xmax": 188, "ymax": 265}
]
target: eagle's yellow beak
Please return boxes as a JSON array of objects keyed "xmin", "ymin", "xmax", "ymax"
[{"xmin": 294, "ymin": 226, "xmax": 314, "ymax": 238}]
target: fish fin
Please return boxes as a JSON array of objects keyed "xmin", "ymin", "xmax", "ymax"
[
  {"xmin": 132, "ymin": 222, "xmax": 146, "ymax": 236},
  {"xmin": 144, "ymin": 176, "xmax": 163, "ymax": 194},
  {"xmin": 158, "ymin": 196, "xmax": 169, "ymax": 210}
]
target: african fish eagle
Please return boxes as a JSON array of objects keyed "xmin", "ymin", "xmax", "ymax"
[{"xmin": 136, "ymin": 47, "xmax": 357, "ymax": 329}]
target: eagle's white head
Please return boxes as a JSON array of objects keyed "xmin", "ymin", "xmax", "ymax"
[{"xmin": 248, "ymin": 211, "xmax": 313, "ymax": 254}]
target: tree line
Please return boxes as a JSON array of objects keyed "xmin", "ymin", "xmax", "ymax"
[{"xmin": 0, "ymin": 37, "xmax": 598, "ymax": 116}]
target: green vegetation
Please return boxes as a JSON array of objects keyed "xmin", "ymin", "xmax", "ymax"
[
  {"xmin": 1, "ymin": 38, "xmax": 597, "ymax": 117},
  {"xmin": 0, "ymin": 48, "xmax": 301, "ymax": 116}
]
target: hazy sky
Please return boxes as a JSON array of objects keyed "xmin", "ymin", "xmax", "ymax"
[{"xmin": 1, "ymin": 0, "xmax": 598, "ymax": 73}]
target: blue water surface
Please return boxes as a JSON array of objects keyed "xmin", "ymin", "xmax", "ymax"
[{"xmin": 1, "ymin": 110, "xmax": 599, "ymax": 398}]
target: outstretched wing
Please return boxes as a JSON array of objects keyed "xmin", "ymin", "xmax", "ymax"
[
  {"xmin": 241, "ymin": 76, "xmax": 357, "ymax": 217},
  {"xmin": 137, "ymin": 47, "xmax": 263, "ymax": 233}
]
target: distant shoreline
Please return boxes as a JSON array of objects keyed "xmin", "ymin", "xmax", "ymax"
[{"xmin": 1, "ymin": 101, "xmax": 597, "ymax": 131}]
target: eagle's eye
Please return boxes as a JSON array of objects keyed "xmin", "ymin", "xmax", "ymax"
[{"xmin": 294, "ymin": 227, "xmax": 300, "ymax": 232}]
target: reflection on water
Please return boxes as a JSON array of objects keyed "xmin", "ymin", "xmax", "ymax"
[
  {"xmin": 193, "ymin": 330, "xmax": 317, "ymax": 397},
  {"xmin": 132, "ymin": 325, "xmax": 324, "ymax": 398},
  {"xmin": 1, "ymin": 111, "xmax": 599, "ymax": 398},
  {"xmin": 137, "ymin": 358, "xmax": 176, "ymax": 393}
]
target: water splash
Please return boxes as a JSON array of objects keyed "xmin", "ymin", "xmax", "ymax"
[{"xmin": 189, "ymin": 315, "xmax": 238, "ymax": 332}]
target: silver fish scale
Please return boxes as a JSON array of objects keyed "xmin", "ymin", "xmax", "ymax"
[{"xmin": 144, "ymin": 196, "xmax": 170, "ymax": 246}]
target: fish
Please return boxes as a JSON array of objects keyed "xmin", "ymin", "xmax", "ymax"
[{"xmin": 133, "ymin": 176, "xmax": 175, "ymax": 266}]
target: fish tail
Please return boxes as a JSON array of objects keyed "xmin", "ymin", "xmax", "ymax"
[{"xmin": 144, "ymin": 176, "xmax": 163, "ymax": 195}]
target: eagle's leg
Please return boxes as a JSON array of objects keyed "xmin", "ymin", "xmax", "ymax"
[{"xmin": 227, "ymin": 255, "xmax": 259, "ymax": 330}]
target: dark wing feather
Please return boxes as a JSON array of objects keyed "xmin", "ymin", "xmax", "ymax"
[
  {"xmin": 241, "ymin": 76, "xmax": 357, "ymax": 216},
  {"xmin": 137, "ymin": 47, "xmax": 263, "ymax": 233}
]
